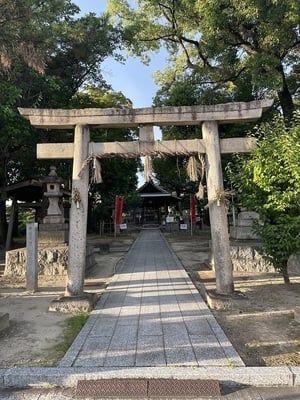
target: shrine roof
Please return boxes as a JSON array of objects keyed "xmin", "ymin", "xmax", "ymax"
[
  {"xmin": 137, "ymin": 180, "xmax": 181, "ymax": 200},
  {"xmin": 0, "ymin": 179, "xmax": 70, "ymax": 202},
  {"xmin": 0, "ymin": 179, "xmax": 44, "ymax": 202},
  {"xmin": 138, "ymin": 180, "xmax": 169, "ymax": 194}
]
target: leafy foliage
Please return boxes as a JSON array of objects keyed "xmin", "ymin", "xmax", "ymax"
[
  {"xmin": 108, "ymin": 0, "xmax": 300, "ymax": 118},
  {"xmin": 253, "ymin": 215, "xmax": 300, "ymax": 282},
  {"xmin": 0, "ymin": 5, "xmax": 125, "ymax": 185},
  {"xmin": 232, "ymin": 116, "xmax": 300, "ymax": 281},
  {"xmin": 0, "ymin": 3, "xmax": 127, "ymax": 243},
  {"xmin": 0, "ymin": 0, "xmax": 80, "ymax": 72},
  {"xmin": 151, "ymin": 72, "xmax": 262, "ymax": 199}
]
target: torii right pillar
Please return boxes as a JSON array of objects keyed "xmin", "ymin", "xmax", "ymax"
[{"xmin": 202, "ymin": 121, "xmax": 233, "ymax": 295}]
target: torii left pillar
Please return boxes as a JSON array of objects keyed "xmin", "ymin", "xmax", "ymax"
[{"xmin": 66, "ymin": 124, "xmax": 90, "ymax": 297}]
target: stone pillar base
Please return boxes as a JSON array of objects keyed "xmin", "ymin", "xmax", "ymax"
[
  {"xmin": 48, "ymin": 292, "xmax": 100, "ymax": 313},
  {"xmin": 39, "ymin": 223, "xmax": 69, "ymax": 245}
]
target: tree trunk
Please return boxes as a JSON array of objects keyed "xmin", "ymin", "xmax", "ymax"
[
  {"xmin": 0, "ymin": 199, "xmax": 7, "ymax": 246},
  {"xmin": 282, "ymin": 261, "xmax": 290, "ymax": 285},
  {"xmin": 277, "ymin": 65, "xmax": 295, "ymax": 121}
]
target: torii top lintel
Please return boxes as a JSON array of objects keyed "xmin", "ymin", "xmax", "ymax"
[{"xmin": 18, "ymin": 99, "xmax": 273, "ymax": 129}]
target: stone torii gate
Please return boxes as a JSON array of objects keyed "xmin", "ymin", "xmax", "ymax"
[{"xmin": 19, "ymin": 99, "xmax": 272, "ymax": 299}]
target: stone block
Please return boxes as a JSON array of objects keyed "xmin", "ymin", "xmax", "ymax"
[
  {"xmin": 39, "ymin": 223, "xmax": 69, "ymax": 244},
  {"xmin": 39, "ymin": 246, "xmax": 68, "ymax": 275},
  {"xmin": 48, "ymin": 293, "xmax": 100, "ymax": 313},
  {"xmin": 136, "ymin": 335, "xmax": 165, "ymax": 366},
  {"xmin": 26, "ymin": 222, "xmax": 38, "ymax": 292},
  {"xmin": 288, "ymin": 254, "xmax": 300, "ymax": 276},
  {"xmin": 5, "ymin": 250, "xmax": 26, "ymax": 277},
  {"xmin": 238, "ymin": 211, "xmax": 259, "ymax": 220},
  {"xmin": 230, "ymin": 244, "xmax": 275, "ymax": 273},
  {"xmin": 2, "ymin": 367, "xmax": 78, "ymax": 388},
  {"xmin": 294, "ymin": 307, "xmax": 300, "ymax": 323},
  {"xmin": 0, "ymin": 313, "xmax": 9, "ymax": 332},
  {"xmin": 290, "ymin": 367, "xmax": 300, "ymax": 386},
  {"xmin": 230, "ymin": 210, "xmax": 260, "ymax": 240},
  {"xmin": 230, "ymin": 226, "xmax": 259, "ymax": 240},
  {"xmin": 237, "ymin": 219, "xmax": 257, "ymax": 227},
  {"xmin": 4, "ymin": 244, "xmax": 95, "ymax": 277}
]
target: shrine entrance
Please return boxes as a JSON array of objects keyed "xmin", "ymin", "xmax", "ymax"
[
  {"xmin": 19, "ymin": 99, "xmax": 272, "ymax": 300},
  {"xmin": 137, "ymin": 180, "xmax": 181, "ymax": 226}
]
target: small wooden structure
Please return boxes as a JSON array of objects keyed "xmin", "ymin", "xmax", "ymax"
[
  {"xmin": 137, "ymin": 180, "xmax": 181, "ymax": 225},
  {"xmin": 1, "ymin": 179, "xmax": 45, "ymax": 251},
  {"xmin": 1, "ymin": 174, "xmax": 70, "ymax": 250}
]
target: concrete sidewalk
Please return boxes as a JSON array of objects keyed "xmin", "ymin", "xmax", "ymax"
[
  {"xmin": 2, "ymin": 228, "xmax": 300, "ymax": 395},
  {"xmin": 59, "ymin": 228, "xmax": 244, "ymax": 369}
]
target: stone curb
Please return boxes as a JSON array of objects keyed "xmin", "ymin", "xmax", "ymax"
[{"xmin": 0, "ymin": 366, "xmax": 298, "ymax": 389}]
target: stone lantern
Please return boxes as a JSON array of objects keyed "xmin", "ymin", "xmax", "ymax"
[
  {"xmin": 39, "ymin": 166, "xmax": 69, "ymax": 244},
  {"xmin": 43, "ymin": 166, "xmax": 64, "ymax": 224}
]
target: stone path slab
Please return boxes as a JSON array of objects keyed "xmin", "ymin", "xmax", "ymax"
[{"xmin": 59, "ymin": 229, "xmax": 244, "ymax": 368}]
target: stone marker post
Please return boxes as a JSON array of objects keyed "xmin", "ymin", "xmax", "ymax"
[
  {"xmin": 26, "ymin": 222, "xmax": 38, "ymax": 292},
  {"xmin": 202, "ymin": 121, "xmax": 234, "ymax": 295},
  {"xmin": 65, "ymin": 124, "xmax": 90, "ymax": 297}
]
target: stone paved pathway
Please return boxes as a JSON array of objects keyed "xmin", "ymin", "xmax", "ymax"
[{"xmin": 60, "ymin": 229, "xmax": 244, "ymax": 368}]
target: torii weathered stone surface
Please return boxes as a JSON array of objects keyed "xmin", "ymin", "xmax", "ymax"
[
  {"xmin": 19, "ymin": 100, "xmax": 271, "ymax": 128},
  {"xmin": 19, "ymin": 100, "xmax": 273, "ymax": 299},
  {"xmin": 36, "ymin": 137, "xmax": 256, "ymax": 159},
  {"xmin": 202, "ymin": 121, "xmax": 234, "ymax": 294},
  {"xmin": 66, "ymin": 124, "xmax": 90, "ymax": 297}
]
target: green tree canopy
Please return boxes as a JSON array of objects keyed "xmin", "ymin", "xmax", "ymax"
[
  {"xmin": 108, "ymin": 0, "xmax": 300, "ymax": 118},
  {"xmin": 0, "ymin": 0, "xmax": 80, "ymax": 73},
  {"xmin": 152, "ymin": 72, "xmax": 265, "ymax": 200},
  {"xmin": 0, "ymin": 10, "xmax": 125, "ymax": 186},
  {"xmin": 232, "ymin": 116, "xmax": 300, "ymax": 282},
  {"xmin": 0, "ymin": 3, "xmax": 126, "ymax": 243}
]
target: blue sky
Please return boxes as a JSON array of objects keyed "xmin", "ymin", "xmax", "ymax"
[
  {"xmin": 73, "ymin": 1, "xmax": 164, "ymax": 182},
  {"xmin": 73, "ymin": 0, "xmax": 165, "ymax": 109}
]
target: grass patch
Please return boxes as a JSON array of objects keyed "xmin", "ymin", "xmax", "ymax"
[
  {"xmin": 262, "ymin": 352, "xmax": 300, "ymax": 366},
  {"xmin": 46, "ymin": 312, "xmax": 90, "ymax": 365}
]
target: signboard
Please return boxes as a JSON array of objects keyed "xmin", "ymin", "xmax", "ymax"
[{"xmin": 166, "ymin": 216, "xmax": 175, "ymax": 223}]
